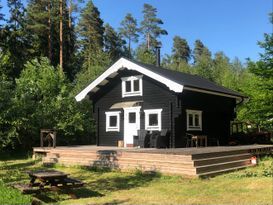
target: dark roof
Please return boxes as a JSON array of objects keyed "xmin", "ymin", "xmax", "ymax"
[{"xmin": 127, "ymin": 58, "xmax": 245, "ymax": 98}]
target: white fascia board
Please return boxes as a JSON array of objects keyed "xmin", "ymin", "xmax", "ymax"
[
  {"xmin": 75, "ymin": 58, "xmax": 184, "ymax": 102},
  {"xmin": 75, "ymin": 59, "xmax": 124, "ymax": 101},
  {"xmin": 183, "ymin": 86, "xmax": 243, "ymax": 100}
]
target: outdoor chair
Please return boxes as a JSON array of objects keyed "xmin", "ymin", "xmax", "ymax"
[
  {"xmin": 133, "ymin": 129, "xmax": 148, "ymax": 148},
  {"xmin": 185, "ymin": 133, "xmax": 193, "ymax": 147}
]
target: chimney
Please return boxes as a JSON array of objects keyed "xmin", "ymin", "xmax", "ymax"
[{"xmin": 155, "ymin": 46, "xmax": 161, "ymax": 67}]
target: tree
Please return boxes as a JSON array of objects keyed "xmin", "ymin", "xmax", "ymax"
[
  {"xmin": 171, "ymin": 36, "xmax": 191, "ymax": 64},
  {"xmin": 140, "ymin": 3, "xmax": 167, "ymax": 50},
  {"xmin": 193, "ymin": 39, "xmax": 211, "ymax": 63},
  {"xmin": 77, "ymin": 0, "xmax": 105, "ymax": 67},
  {"xmin": 0, "ymin": 74, "xmax": 17, "ymax": 149},
  {"xmin": 26, "ymin": 0, "xmax": 76, "ymax": 78},
  {"xmin": 104, "ymin": 23, "xmax": 125, "ymax": 61},
  {"xmin": 0, "ymin": 0, "xmax": 4, "ymax": 28},
  {"xmin": 119, "ymin": 13, "xmax": 139, "ymax": 57},
  {"xmin": 12, "ymin": 57, "xmax": 94, "ymax": 149},
  {"xmin": 135, "ymin": 43, "xmax": 156, "ymax": 65},
  {"xmin": 3, "ymin": 0, "xmax": 31, "ymax": 78},
  {"xmin": 238, "ymin": 14, "xmax": 273, "ymax": 129}
]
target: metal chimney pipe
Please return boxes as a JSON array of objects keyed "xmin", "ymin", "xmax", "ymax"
[{"xmin": 156, "ymin": 46, "xmax": 161, "ymax": 67}]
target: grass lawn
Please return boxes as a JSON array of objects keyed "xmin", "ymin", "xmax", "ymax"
[{"xmin": 0, "ymin": 153, "xmax": 272, "ymax": 205}]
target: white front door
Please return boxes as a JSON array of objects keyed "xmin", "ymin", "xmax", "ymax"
[{"xmin": 123, "ymin": 107, "xmax": 141, "ymax": 147}]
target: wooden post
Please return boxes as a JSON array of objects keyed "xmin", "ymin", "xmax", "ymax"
[{"xmin": 40, "ymin": 131, "xmax": 43, "ymax": 147}]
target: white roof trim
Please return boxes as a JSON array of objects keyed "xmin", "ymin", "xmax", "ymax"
[
  {"xmin": 183, "ymin": 86, "xmax": 242, "ymax": 100},
  {"xmin": 75, "ymin": 58, "xmax": 184, "ymax": 101}
]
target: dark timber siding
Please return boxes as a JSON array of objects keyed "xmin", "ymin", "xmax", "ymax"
[
  {"xmin": 90, "ymin": 69, "xmax": 237, "ymax": 147},
  {"xmin": 92, "ymin": 69, "xmax": 180, "ymax": 146},
  {"xmin": 174, "ymin": 90, "xmax": 236, "ymax": 147}
]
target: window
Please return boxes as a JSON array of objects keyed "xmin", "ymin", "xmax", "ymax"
[
  {"xmin": 105, "ymin": 111, "xmax": 120, "ymax": 132},
  {"xmin": 129, "ymin": 112, "xmax": 136, "ymax": 123},
  {"xmin": 186, "ymin": 110, "xmax": 202, "ymax": 131},
  {"xmin": 144, "ymin": 109, "xmax": 162, "ymax": 131},
  {"xmin": 121, "ymin": 75, "xmax": 143, "ymax": 97}
]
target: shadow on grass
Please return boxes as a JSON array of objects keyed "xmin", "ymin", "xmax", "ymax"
[{"xmin": 88, "ymin": 171, "xmax": 161, "ymax": 192}]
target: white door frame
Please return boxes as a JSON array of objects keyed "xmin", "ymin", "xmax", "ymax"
[{"xmin": 123, "ymin": 106, "xmax": 141, "ymax": 147}]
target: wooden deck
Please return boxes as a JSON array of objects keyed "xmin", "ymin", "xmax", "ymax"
[{"xmin": 33, "ymin": 145, "xmax": 273, "ymax": 177}]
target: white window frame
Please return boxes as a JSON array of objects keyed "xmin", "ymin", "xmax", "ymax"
[
  {"xmin": 186, "ymin": 109, "xmax": 202, "ymax": 131},
  {"xmin": 144, "ymin": 109, "xmax": 162, "ymax": 131},
  {"xmin": 121, "ymin": 75, "xmax": 143, "ymax": 97},
  {"xmin": 105, "ymin": 111, "xmax": 121, "ymax": 132}
]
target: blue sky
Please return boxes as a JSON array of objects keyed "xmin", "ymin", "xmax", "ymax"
[{"xmin": 1, "ymin": 0, "xmax": 272, "ymax": 62}]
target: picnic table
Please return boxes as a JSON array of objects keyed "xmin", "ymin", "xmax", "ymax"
[{"xmin": 13, "ymin": 169, "xmax": 84, "ymax": 195}]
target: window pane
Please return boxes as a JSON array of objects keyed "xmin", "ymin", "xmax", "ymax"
[
  {"xmin": 109, "ymin": 116, "xmax": 117, "ymax": 127},
  {"xmin": 194, "ymin": 114, "xmax": 199, "ymax": 127},
  {"xmin": 129, "ymin": 112, "xmax": 136, "ymax": 123},
  {"xmin": 125, "ymin": 81, "xmax": 131, "ymax": 92},
  {"xmin": 189, "ymin": 114, "xmax": 193, "ymax": 126},
  {"xmin": 149, "ymin": 114, "xmax": 158, "ymax": 126},
  {"xmin": 133, "ymin": 80, "xmax": 139, "ymax": 91}
]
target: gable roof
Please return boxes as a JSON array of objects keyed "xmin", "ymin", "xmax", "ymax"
[{"xmin": 75, "ymin": 57, "xmax": 245, "ymax": 102}]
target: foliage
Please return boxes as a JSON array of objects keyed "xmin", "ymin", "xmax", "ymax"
[
  {"xmin": 77, "ymin": 0, "xmax": 104, "ymax": 67},
  {"xmin": 119, "ymin": 13, "xmax": 139, "ymax": 57},
  {"xmin": 135, "ymin": 43, "xmax": 156, "ymax": 65},
  {"xmin": 12, "ymin": 58, "xmax": 94, "ymax": 148},
  {"xmin": 104, "ymin": 23, "xmax": 125, "ymax": 61},
  {"xmin": 171, "ymin": 36, "xmax": 191, "ymax": 63},
  {"xmin": 0, "ymin": 74, "xmax": 17, "ymax": 149},
  {"xmin": 237, "ymin": 14, "xmax": 273, "ymax": 130},
  {"xmin": 140, "ymin": 3, "xmax": 167, "ymax": 50}
]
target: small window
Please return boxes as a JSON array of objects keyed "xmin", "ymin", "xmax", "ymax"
[
  {"xmin": 121, "ymin": 76, "xmax": 143, "ymax": 97},
  {"xmin": 125, "ymin": 81, "xmax": 131, "ymax": 92},
  {"xmin": 149, "ymin": 114, "xmax": 158, "ymax": 126},
  {"xmin": 186, "ymin": 110, "xmax": 202, "ymax": 131},
  {"xmin": 105, "ymin": 111, "xmax": 120, "ymax": 132},
  {"xmin": 144, "ymin": 109, "xmax": 162, "ymax": 131},
  {"xmin": 133, "ymin": 80, "xmax": 139, "ymax": 91},
  {"xmin": 129, "ymin": 112, "xmax": 136, "ymax": 123}
]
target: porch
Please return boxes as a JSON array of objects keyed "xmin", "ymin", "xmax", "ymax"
[{"xmin": 33, "ymin": 145, "xmax": 273, "ymax": 177}]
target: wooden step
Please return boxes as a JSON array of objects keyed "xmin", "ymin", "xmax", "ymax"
[
  {"xmin": 193, "ymin": 153, "xmax": 252, "ymax": 166},
  {"xmin": 197, "ymin": 164, "xmax": 255, "ymax": 177},
  {"xmin": 192, "ymin": 150, "xmax": 248, "ymax": 160},
  {"xmin": 196, "ymin": 159, "xmax": 251, "ymax": 174}
]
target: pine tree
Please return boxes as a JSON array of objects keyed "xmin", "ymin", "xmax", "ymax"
[
  {"xmin": 140, "ymin": 3, "xmax": 167, "ymax": 50},
  {"xmin": 104, "ymin": 23, "xmax": 125, "ymax": 61},
  {"xmin": 4, "ymin": 0, "xmax": 30, "ymax": 78},
  {"xmin": 0, "ymin": 0, "xmax": 4, "ymax": 28},
  {"xmin": 193, "ymin": 39, "xmax": 211, "ymax": 63},
  {"xmin": 26, "ymin": 0, "xmax": 76, "ymax": 78},
  {"xmin": 77, "ymin": 0, "xmax": 105, "ymax": 67},
  {"xmin": 119, "ymin": 13, "xmax": 139, "ymax": 57},
  {"xmin": 172, "ymin": 36, "xmax": 191, "ymax": 64}
]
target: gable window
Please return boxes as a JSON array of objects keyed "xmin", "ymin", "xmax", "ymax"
[
  {"xmin": 144, "ymin": 109, "xmax": 162, "ymax": 131},
  {"xmin": 121, "ymin": 75, "xmax": 143, "ymax": 97},
  {"xmin": 105, "ymin": 111, "xmax": 120, "ymax": 132},
  {"xmin": 186, "ymin": 110, "xmax": 202, "ymax": 131}
]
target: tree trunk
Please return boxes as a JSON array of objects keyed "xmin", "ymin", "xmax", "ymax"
[
  {"xmin": 128, "ymin": 37, "xmax": 131, "ymax": 58},
  {"xmin": 59, "ymin": 0, "xmax": 63, "ymax": 71},
  {"xmin": 147, "ymin": 33, "xmax": 150, "ymax": 50},
  {"xmin": 68, "ymin": 0, "xmax": 72, "ymax": 29},
  {"xmin": 48, "ymin": 0, "xmax": 52, "ymax": 63}
]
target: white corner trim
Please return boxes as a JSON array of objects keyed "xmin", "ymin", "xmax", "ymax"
[{"xmin": 75, "ymin": 58, "xmax": 184, "ymax": 101}]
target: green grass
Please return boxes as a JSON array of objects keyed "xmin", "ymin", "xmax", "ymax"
[{"xmin": 0, "ymin": 154, "xmax": 272, "ymax": 205}]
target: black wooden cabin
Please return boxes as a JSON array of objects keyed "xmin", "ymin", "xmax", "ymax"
[{"xmin": 75, "ymin": 57, "xmax": 245, "ymax": 148}]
